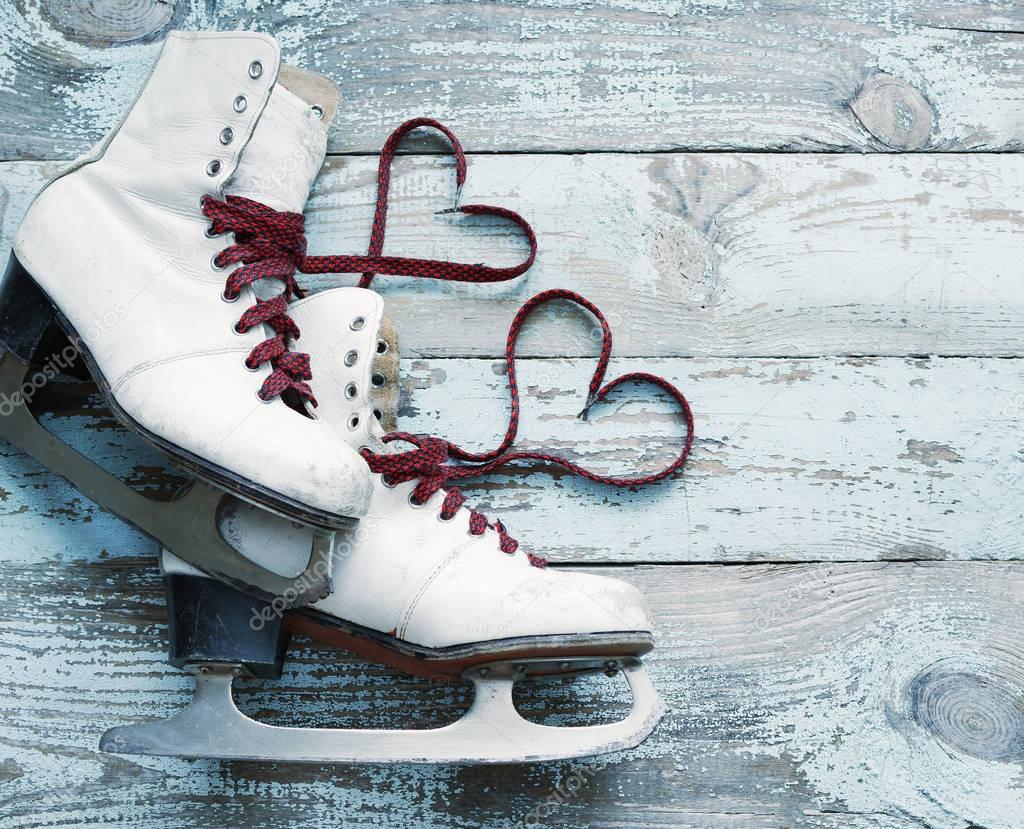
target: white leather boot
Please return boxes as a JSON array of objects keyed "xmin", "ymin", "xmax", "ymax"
[
  {"xmin": 2, "ymin": 31, "xmax": 371, "ymax": 527},
  {"xmin": 201, "ymin": 286, "xmax": 666, "ymax": 677}
]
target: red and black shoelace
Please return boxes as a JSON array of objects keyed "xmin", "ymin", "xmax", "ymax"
[
  {"xmin": 361, "ymin": 288, "xmax": 695, "ymax": 567},
  {"xmin": 206, "ymin": 117, "xmax": 694, "ymax": 566},
  {"xmin": 202, "ymin": 117, "xmax": 537, "ymax": 405}
]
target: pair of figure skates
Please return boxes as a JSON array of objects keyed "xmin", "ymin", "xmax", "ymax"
[{"xmin": 0, "ymin": 31, "xmax": 693, "ymax": 763}]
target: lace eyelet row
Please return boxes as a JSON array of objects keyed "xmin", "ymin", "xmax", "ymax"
[
  {"xmin": 203, "ymin": 59, "xmax": 259, "ymax": 178},
  {"xmin": 205, "ymin": 60, "xmax": 325, "ymax": 179}
]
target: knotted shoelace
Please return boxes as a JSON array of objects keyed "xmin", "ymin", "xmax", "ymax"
[
  {"xmin": 202, "ymin": 117, "xmax": 537, "ymax": 404},
  {"xmin": 362, "ymin": 289, "xmax": 695, "ymax": 568}
]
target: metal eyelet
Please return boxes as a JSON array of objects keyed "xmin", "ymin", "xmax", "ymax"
[
  {"xmin": 350, "ymin": 316, "xmax": 366, "ymax": 331},
  {"xmin": 232, "ymin": 321, "xmax": 247, "ymax": 337},
  {"xmin": 376, "ymin": 339, "xmax": 388, "ymax": 354},
  {"xmin": 206, "ymin": 159, "xmax": 222, "ymax": 176},
  {"xmin": 221, "ymin": 289, "xmax": 239, "ymax": 304},
  {"xmin": 233, "ymin": 95, "xmax": 248, "ymax": 113},
  {"xmin": 212, "ymin": 254, "xmax": 227, "ymax": 272},
  {"xmin": 437, "ymin": 510, "xmax": 455, "ymax": 523},
  {"xmin": 204, "ymin": 224, "xmax": 220, "ymax": 238},
  {"xmin": 347, "ymin": 413, "xmax": 360, "ymax": 430},
  {"xmin": 311, "ymin": 105, "xmax": 324, "ymax": 119},
  {"xmin": 371, "ymin": 373, "xmax": 385, "ymax": 388},
  {"xmin": 407, "ymin": 492, "xmax": 428, "ymax": 509},
  {"xmin": 380, "ymin": 474, "xmax": 396, "ymax": 489},
  {"xmin": 344, "ymin": 350, "xmax": 359, "ymax": 367},
  {"xmin": 244, "ymin": 358, "xmax": 261, "ymax": 373},
  {"xmin": 255, "ymin": 390, "xmax": 274, "ymax": 403},
  {"xmin": 219, "ymin": 127, "xmax": 234, "ymax": 145},
  {"xmin": 344, "ymin": 382, "xmax": 358, "ymax": 400},
  {"xmin": 248, "ymin": 60, "xmax": 263, "ymax": 79}
]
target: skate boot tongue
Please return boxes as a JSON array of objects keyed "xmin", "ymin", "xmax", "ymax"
[
  {"xmin": 227, "ymin": 64, "xmax": 339, "ymax": 215},
  {"xmin": 286, "ymin": 287, "xmax": 402, "ymax": 441}
]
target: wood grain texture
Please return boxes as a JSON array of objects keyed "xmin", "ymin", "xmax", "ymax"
[
  {"xmin": 3, "ymin": 355, "xmax": 1021, "ymax": 566},
  {"xmin": 402, "ymin": 355, "xmax": 1024, "ymax": 564},
  {"xmin": 3, "ymin": 152, "xmax": 1023, "ymax": 359},
  {"xmin": 0, "ymin": 558, "xmax": 1020, "ymax": 829},
  {"xmin": 2, "ymin": 0, "xmax": 1024, "ymax": 159},
  {"xmin": 0, "ymin": 5, "xmax": 1020, "ymax": 824}
]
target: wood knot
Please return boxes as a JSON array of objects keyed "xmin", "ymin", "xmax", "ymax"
[
  {"xmin": 909, "ymin": 661, "xmax": 1024, "ymax": 761},
  {"xmin": 40, "ymin": 0, "xmax": 174, "ymax": 44},
  {"xmin": 850, "ymin": 73, "xmax": 935, "ymax": 151}
]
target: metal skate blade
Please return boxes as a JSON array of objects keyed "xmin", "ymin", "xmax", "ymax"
[
  {"xmin": 0, "ymin": 353, "xmax": 334, "ymax": 608},
  {"xmin": 99, "ymin": 661, "xmax": 666, "ymax": 764}
]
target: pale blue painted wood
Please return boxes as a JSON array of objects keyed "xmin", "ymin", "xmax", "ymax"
[
  {"xmin": 0, "ymin": 355, "xmax": 1018, "ymax": 568},
  {"xmin": 0, "ymin": 3, "xmax": 1021, "ymax": 826},
  {"xmin": 2, "ymin": 0, "xmax": 1024, "ymax": 157},
  {"xmin": 1, "ymin": 560, "xmax": 1020, "ymax": 828}
]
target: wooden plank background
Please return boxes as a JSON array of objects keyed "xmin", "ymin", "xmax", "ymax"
[
  {"xmin": 3, "ymin": 0, "xmax": 1024, "ymax": 157},
  {"xmin": 1, "ymin": 2, "xmax": 1022, "ymax": 828}
]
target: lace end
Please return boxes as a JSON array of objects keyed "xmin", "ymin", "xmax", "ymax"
[
  {"xmin": 577, "ymin": 393, "xmax": 599, "ymax": 421},
  {"xmin": 436, "ymin": 184, "xmax": 464, "ymax": 215}
]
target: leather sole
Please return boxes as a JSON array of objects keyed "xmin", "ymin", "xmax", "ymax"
[
  {"xmin": 286, "ymin": 606, "xmax": 654, "ymax": 681},
  {"xmin": 164, "ymin": 572, "xmax": 652, "ymax": 683}
]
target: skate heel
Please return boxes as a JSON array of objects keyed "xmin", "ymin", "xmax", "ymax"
[
  {"xmin": 165, "ymin": 574, "xmax": 290, "ymax": 679},
  {"xmin": 0, "ymin": 252, "xmax": 68, "ymax": 366}
]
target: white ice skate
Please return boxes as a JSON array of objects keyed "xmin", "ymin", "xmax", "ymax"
[
  {"xmin": 3, "ymin": 31, "xmax": 372, "ymax": 529},
  {"xmin": 100, "ymin": 285, "xmax": 694, "ymax": 763}
]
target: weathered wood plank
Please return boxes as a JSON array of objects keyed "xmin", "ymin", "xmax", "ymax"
[
  {"xmin": 0, "ymin": 558, "xmax": 1019, "ymax": 828},
  {"xmin": 3, "ymin": 153, "xmax": 1023, "ymax": 358},
  {"xmin": 2, "ymin": 1, "xmax": 1024, "ymax": 159},
  {"xmin": 2, "ymin": 356, "xmax": 1020, "ymax": 565},
  {"xmin": 403, "ymin": 355, "xmax": 1024, "ymax": 563},
  {"xmin": 1, "ymin": 4, "xmax": 1017, "ymax": 827}
]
